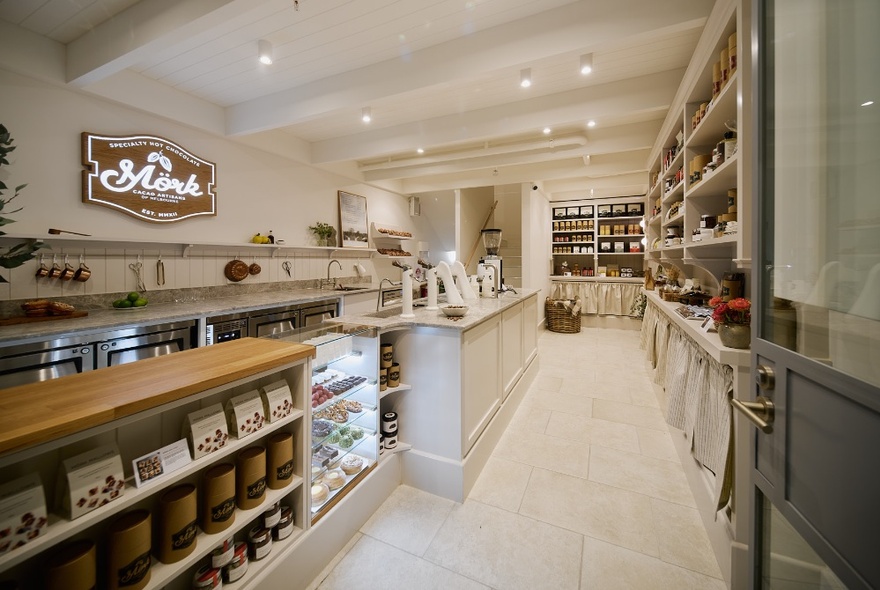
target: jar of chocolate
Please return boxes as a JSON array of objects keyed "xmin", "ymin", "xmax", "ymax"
[
  {"xmin": 247, "ymin": 525, "xmax": 272, "ymax": 561},
  {"xmin": 192, "ymin": 565, "xmax": 222, "ymax": 589},
  {"xmin": 273, "ymin": 505, "xmax": 294, "ymax": 541},
  {"xmin": 222, "ymin": 542, "xmax": 249, "ymax": 584}
]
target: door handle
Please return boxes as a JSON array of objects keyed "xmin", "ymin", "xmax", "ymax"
[{"xmin": 731, "ymin": 396, "xmax": 775, "ymax": 433}]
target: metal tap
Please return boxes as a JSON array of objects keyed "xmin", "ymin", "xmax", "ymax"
[
  {"xmin": 325, "ymin": 259, "xmax": 342, "ymax": 288},
  {"xmin": 377, "ymin": 277, "xmax": 401, "ymax": 310}
]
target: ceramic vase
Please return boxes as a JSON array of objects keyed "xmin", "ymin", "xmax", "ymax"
[{"xmin": 718, "ymin": 323, "xmax": 750, "ymax": 349}]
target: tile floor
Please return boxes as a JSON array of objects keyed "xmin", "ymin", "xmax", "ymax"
[{"xmin": 309, "ymin": 325, "xmax": 726, "ymax": 590}]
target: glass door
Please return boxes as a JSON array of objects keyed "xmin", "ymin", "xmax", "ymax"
[{"xmin": 749, "ymin": 0, "xmax": 880, "ymax": 588}]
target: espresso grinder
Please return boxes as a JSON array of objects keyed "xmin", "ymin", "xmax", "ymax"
[{"xmin": 478, "ymin": 228, "xmax": 503, "ymax": 297}]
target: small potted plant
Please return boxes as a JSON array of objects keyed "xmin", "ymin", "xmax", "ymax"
[
  {"xmin": 308, "ymin": 222, "xmax": 336, "ymax": 247},
  {"xmin": 0, "ymin": 124, "xmax": 45, "ymax": 282},
  {"xmin": 709, "ymin": 296, "xmax": 751, "ymax": 349}
]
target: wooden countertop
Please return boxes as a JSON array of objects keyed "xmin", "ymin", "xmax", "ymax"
[{"xmin": 0, "ymin": 338, "xmax": 314, "ymax": 457}]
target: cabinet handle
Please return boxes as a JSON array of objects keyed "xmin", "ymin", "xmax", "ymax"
[
  {"xmin": 756, "ymin": 365, "xmax": 775, "ymax": 390},
  {"xmin": 731, "ymin": 396, "xmax": 775, "ymax": 433}
]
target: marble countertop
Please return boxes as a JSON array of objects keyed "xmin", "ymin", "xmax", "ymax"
[
  {"xmin": 0, "ymin": 287, "xmax": 382, "ymax": 346},
  {"xmin": 334, "ymin": 289, "xmax": 539, "ymax": 332}
]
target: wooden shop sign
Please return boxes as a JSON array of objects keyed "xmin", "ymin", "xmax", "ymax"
[{"xmin": 81, "ymin": 133, "xmax": 217, "ymax": 223}]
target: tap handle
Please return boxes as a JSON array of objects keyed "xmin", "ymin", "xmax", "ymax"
[
  {"xmin": 392, "ymin": 259, "xmax": 411, "ymax": 271},
  {"xmin": 417, "ymin": 258, "xmax": 434, "ymax": 269}
]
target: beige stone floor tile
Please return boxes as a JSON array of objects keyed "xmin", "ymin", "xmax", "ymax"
[
  {"xmin": 530, "ymin": 373, "xmax": 564, "ymax": 392},
  {"xmin": 424, "ymin": 499, "xmax": 583, "ymax": 590},
  {"xmin": 522, "ymin": 387, "xmax": 594, "ymax": 418},
  {"xmin": 468, "ymin": 457, "xmax": 533, "ymax": 512},
  {"xmin": 317, "ymin": 535, "xmax": 490, "ymax": 590},
  {"xmin": 592, "ymin": 398, "xmax": 668, "ymax": 431},
  {"xmin": 519, "ymin": 467, "xmax": 660, "ymax": 556},
  {"xmin": 495, "ymin": 428, "xmax": 592, "ymax": 478},
  {"xmin": 637, "ymin": 427, "xmax": 680, "ymax": 463},
  {"xmin": 560, "ymin": 377, "xmax": 633, "ymax": 403},
  {"xmin": 651, "ymin": 498, "xmax": 723, "ymax": 578},
  {"xmin": 544, "ymin": 411, "xmax": 641, "ymax": 454},
  {"xmin": 507, "ymin": 402, "xmax": 552, "ymax": 434},
  {"xmin": 588, "ymin": 445, "xmax": 695, "ymax": 507},
  {"xmin": 580, "ymin": 536, "xmax": 727, "ymax": 590},
  {"xmin": 360, "ymin": 484, "xmax": 455, "ymax": 556}
]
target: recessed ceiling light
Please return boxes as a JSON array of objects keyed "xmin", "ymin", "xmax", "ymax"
[
  {"xmin": 258, "ymin": 40, "xmax": 273, "ymax": 65},
  {"xmin": 543, "ymin": 127, "xmax": 551, "ymax": 135},
  {"xmin": 862, "ymin": 100, "xmax": 875, "ymax": 107},
  {"xmin": 417, "ymin": 148, "xmax": 424, "ymax": 154},
  {"xmin": 520, "ymin": 68, "xmax": 532, "ymax": 88},
  {"xmin": 580, "ymin": 53, "xmax": 593, "ymax": 75},
  {"xmin": 361, "ymin": 107, "xmax": 372, "ymax": 123},
  {"xmin": 587, "ymin": 120, "xmax": 596, "ymax": 128}
]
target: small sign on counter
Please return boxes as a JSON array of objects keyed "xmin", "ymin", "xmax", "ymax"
[{"xmin": 132, "ymin": 439, "xmax": 192, "ymax": 488}]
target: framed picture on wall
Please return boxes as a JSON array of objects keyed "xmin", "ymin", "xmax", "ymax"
[{"xmin": 338, "ymin": 191, "xmax": 369, "ymax": 248}]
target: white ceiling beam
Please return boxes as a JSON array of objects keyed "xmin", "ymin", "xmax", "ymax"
[
  {"xmin": 66, "ymin": 0, "xmax": 283, "ymax": 87},
  {"xmin": 226, "ymin": 0, "xmax": 711, "ymax": 135},
  {"xmin": 311, "ymin": 70, "xmax": 682, "ymax": 164}
]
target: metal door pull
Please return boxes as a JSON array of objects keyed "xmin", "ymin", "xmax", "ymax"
[{"xmin": 731, "ymin": 396, "xmax": 775, "ymax": 433}]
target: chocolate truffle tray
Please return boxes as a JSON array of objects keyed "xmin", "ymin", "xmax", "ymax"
[{"xmin": 310, "ymin": 369, "xmax": 372, "ymax": 410}]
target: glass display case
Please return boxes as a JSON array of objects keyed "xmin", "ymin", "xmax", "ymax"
[{"xmin": 266, "ymin": 323, "xmax": 378, "ymax": 522}]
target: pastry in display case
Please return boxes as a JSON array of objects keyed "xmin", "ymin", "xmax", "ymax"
[{"xmin": 265, "ymin": 323, "xmax": 378, "ymax": 521}]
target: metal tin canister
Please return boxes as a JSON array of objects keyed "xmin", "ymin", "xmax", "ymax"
[
  {"xmin": 201, "ymin": 463, "xmax": 236, "ymax": 534},
  {"xmin": 236, "ymin": 446, "xmax": 267, "ymax": 510},
  {"xmin": 158, "ymin": 484, "xmax": 198, "ymax": 564},
  {"xmin": 45, "ymin": 539, "xmax": 96, "ymax": 590},
  {"xmin": 106, "ymin": 510, "xmax": 151, "ymax": 590}
]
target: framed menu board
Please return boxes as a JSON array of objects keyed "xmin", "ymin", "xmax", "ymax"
[{"xmin": 338, "ymin": 191, "xmax": 369, "ymax": 248}]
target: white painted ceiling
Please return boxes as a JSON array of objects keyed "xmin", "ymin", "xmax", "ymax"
[{"xmin": 0, "ymin": 0, "xmax": 714, "ymax": 199}]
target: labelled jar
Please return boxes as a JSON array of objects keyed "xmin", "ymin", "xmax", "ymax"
[
  {"xmin": 273, "ymin": 505, "xmax": 294, "ymax": 541},
  {"xmin": 201, "ymin": 463, "xmax": 236, "ymax": 534},
  {"xmin": 247, "ymin": 525, "xmax": 272, "ymax": 561},
  {"xmin": 267, "ymin": 432, "xmax": 294, "ymax": 490},
  {"xmin": 45, "ymin": 539, "xmax": 96, "ymax": 590},
  {"xmin": 388, "ymin": 363, "xmax": 401, "ymax": 388},
  {"xmin": 236, "ymin": 446, "xmax": 267, "ymax": 510},
  {"xmin": 157, "ymin": 483, "xmax": 198, "ymax": 564},
  {"xmin": 106, "ymin": 509, "xmax": 151, "ymax": 590},
  {"xmin": 380, "ymin": 343, "xmax": 393, "ymax": 368}
]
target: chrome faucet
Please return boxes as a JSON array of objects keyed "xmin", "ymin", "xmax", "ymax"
[
  {"xmin": 325, "ymin": 259, "xmax": 342, "ymax": 288},
  {"xmin": 377, "ymin": 277, "xmax": 401, "ymax": 310}
]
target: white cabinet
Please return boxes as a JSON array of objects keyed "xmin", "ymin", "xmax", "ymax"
[
  {"xmin": 462, "ymin": 315, "xmax": 501, "ymax": 454},
  {"xmin": 0, "ymin": 339, "xmax": 311, "ymax": 590},
  {"xmin": 501, "ymin": 303, "xmax": 523, "ymax": 399},
  {"xmin": 340, "ymin": 291, "xmax": 376, "ymax": 315},
  {"xmin": 522, "ymin": 294, "xmax": 538, "ymax": 365}
]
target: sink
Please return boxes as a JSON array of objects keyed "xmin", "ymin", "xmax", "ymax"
[
  {"xmin": 334, "ymin": 286, "xmax": 370, "ymax": 291},
  {"xmin": 364, "ymin": 306, "xmax": 404, "ymax": 318}
]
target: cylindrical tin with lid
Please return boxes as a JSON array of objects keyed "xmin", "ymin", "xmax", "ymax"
[
  {"xmin": 236, "ymin": 446, "xmax": 267, "ymax": 510},
  {"xmin": 379, "ymin": 368, "xmax": 388, "ymax": 391},
  {"xmin": 201, "ymin": 463, "xmax": 236, "ymax": 534},
  {"xmin": 223, "ymin": 542, "xmax": 249, "ymax": 584},
  {"xmin": 158, "ymin": 483, "xmax": 198, "ymax": 564},
  {"xmin": 720, "ymin": 48, "xmax": 729, "ymax": 84},
  {"xmin": 380, "ymin": 343, "xmax": 393, "ymax": 368},
  {"xmin": 46, "ymin": 539, "xmax": 96, "ymax": 590},
  {"xmin": 712, "ymin": 61, "xmax": 721, "ymax": 97},
  {"xmin": 106, "ymin": 510, "xmax": 151, "ymax": 590},
  {"xmin": 728, "ymin": 32, "xmax": 738, "ymax": 73},
  {"xmin": 384, "ymin": 432, "xmax": 398, "ymax": 450},
  {"xmin": 388, "ymin": 363, "xmax": 400, "ymax": 388},
  {"xmin": 267, "ymin": 432, "xmax": 294, "ymax": 490},
  {"xmin": 273, "ymin": 505, "xmax": 294, "ymax": 541}
]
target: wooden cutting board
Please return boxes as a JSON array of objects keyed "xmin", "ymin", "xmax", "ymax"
[{"xmin": 0, "ymin": 310, "xmax": 89, "ymax": 326}]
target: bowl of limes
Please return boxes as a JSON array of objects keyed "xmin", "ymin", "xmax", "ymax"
[{"xmin": 113, "ymin": 291, "xmax": 149, "ymax": 310}]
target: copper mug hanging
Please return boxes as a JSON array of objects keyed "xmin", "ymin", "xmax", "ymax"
[
  {"xmin": 58, "ymin": 255, "xmax": 76, "ymax": 281},
  {"xmin": 73, "ymin": 255, "xmax": 91, "ymax": 282},
  {"xmin": 47, "ymin": 255, "xmax": 62, "ymax": 279},
  {"xmin": 35, "ymin": 255, "xmax": 50, "ymax": 278}
]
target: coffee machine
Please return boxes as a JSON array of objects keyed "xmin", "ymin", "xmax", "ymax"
[{"xmin": 478, "ymin": 229, "xmax": 503, "ymax": 296}]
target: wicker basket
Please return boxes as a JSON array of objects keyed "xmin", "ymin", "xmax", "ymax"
[{"xmin": 546, "ymin": 297, "xmax": 581, "ymax": 333}]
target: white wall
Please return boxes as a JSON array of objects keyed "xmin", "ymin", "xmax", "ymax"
[
  {"xmin": 522, "ymin": 183, "xmax": 551, "ymax": 324},
  {"xmin": 0, "ymin": 68, "xmax": 417, "ymax": 299},
  {"xmin": 457, "ymin": 187, "xmax": 495, "ymax": 273}
]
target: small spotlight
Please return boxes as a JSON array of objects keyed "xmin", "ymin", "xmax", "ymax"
[
  {"xmin": 543, "ymin": 127, "xmax": 552, "ymax": 135},
  {"xmin": 362, "ymin": 107, "xmax": 372, "ymax": 123},
  {"xmin": 258, "ymin": 40, "xmax": 273, "ymax": 65},
  {"xmin": 520, "ymin": 68, "xmax": 532, "ymax": 88},
  {"xmin": 587, "ymin": 120, "xmax": 596, "ymax": 128},
  {"xmin": 580, "ymin": 53, "xmax": 593, "ymax": 75},
  {"xmin": 417, "ymin": 148, "xmax": 424, "ymax": 154},
  {"xmin": 862, "ymin": 100, "xmax": 875, "ymax": 107}
]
